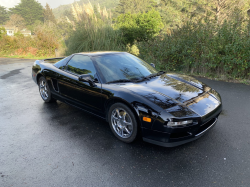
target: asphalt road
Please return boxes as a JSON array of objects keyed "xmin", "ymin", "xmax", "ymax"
[{"xmin": 0, "ymin": 58, "xmax": 250, "ymax": 187}]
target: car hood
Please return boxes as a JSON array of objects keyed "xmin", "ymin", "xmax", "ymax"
[{"xmin": 120, "ymin": 73, "xmax": 221, "ymax": 117}]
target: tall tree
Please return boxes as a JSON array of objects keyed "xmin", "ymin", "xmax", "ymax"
[
  {"xmin": 0, "ymin": 5, "xmax": 9, "ymax": 25},
  {"xmin": 158, "ymin": 0, "xmax": 187, "ymax": 28},
  {"xmin": 5, "ymin": 14, "xmax": 26, "ymax": 29},
  {"xmin": 44, "ymin": 3, "xmax": 56, "ymax": 23},
  {"xmin": 115, "ymin": 0, "xmax": 157, "ymax": 15},
  {"xmin": 63, "ymin": 9, "xmax": 75, "ymax": 21},
  {"xmin": 158, "ymin": 0, "xmax": 250, "ymax": 28},
  {"xmin": 9, "ymin": 0, "xmax": 44, "ymax": 26}
]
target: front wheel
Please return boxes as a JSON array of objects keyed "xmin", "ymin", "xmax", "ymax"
[
  {"xmin": 38, "ymin": 76, "xmax": 56, "ymax": 103},
  {"xmin": 108, "ymin": 103, "xmax": 138, "ymax": 143}
]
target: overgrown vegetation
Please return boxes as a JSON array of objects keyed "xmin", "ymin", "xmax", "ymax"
[
  {"xmin": 115, "ymin": 10, "xmax": 164, "ymax": 44},
  {"xmin": 64, "ymin": 2, "xmax": 125, "ymax": 54},
  {"xmin": 65, "ymin": 25, "xmax": 125, "ymax": 54},
  {"xmin": 0, "ymin": 1, "xmax": 68, "ymax": 57},
  {"xmin": 138, "ymin": 19, "xmax": 250, "ymax": 80},
  {"xmin": 0, "ymin": 23, "xmax": 61, "ymax": 57},
  {"xmin": 0, "ymin": 0, "xmax": 250, "ymax": 81},
  {"xmin": 53, "ymin": 0, "xmax": 119, "ymax": 19}
]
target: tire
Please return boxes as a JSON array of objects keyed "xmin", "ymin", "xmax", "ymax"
[
  {"xmin": 38, "ymin": 76, "xmax": 56, "ymax": 103},
  {"xmin": 108, "ymin": 103, "xmax": 138, "ymax": 143}
]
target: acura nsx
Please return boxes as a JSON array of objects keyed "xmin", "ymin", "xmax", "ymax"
[{"xmin": 32, "ymin": 52, "xmax": 222, "ymax": 147}]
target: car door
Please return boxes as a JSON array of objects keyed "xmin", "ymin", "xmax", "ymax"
[{"xmin": 57, "ymin": 54, "xmax": 105, "ymax": 117}]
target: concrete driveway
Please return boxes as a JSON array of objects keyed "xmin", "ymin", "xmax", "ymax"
[{"xmin": 0, "ymin": 58, "xmax": 250, "ymax": 187}]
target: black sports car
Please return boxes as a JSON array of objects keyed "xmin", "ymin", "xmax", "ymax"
[{"xmin": 32, "ymin": 51, "xmax": 222, "ymax": 147}]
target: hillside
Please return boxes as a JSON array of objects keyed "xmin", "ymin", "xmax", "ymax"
[{"xmin": 53, "ymin": 0, "xmax": 119, "ymax": 18}]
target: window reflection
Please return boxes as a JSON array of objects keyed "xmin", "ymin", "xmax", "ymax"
[
  {"xmin": 66, "ymin": 55, "xmax": 96, "ymax": 78},
  {"xmin": 94, "ymin": 53, "xmax": 157, "ymax": 83}
]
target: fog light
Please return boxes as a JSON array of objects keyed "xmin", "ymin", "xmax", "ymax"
[
  {"xmin": 167, "ymin": 120, "xmax": 193, "ymax": 127},
  {"xmin": 143, "ymin": 117, "xmax": 152, "ymax": 122}
]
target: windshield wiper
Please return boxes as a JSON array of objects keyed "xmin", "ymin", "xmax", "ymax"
[
  {"xmin": 145, "ymin": 71, "xmax": 166, "ymax": 79},
  {"xmin": 107, "ymin": 72, "xmax": 166, "ymax": 84},
  {"xmin": 134, "ymin": 76, "xmax": 150, "ymax": 82},
  {"xmin": 106, "ymin": 79, "xmax": 132, "ymax": 84},
  {"xmin": 135, "ymin": 71, "xmax": 166, "ymax": 82},
  {"xmin": 157, "ymin": 71, "xmax": 166, "ymax": 76}
]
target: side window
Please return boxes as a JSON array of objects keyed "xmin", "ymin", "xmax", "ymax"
[
  {"xmin": 66, "ymin": 55, "xmax": 96, "ymax": 78},
  {"xmin": 54, "ymin": 56, "xmax": 72, "ymax": 69}
]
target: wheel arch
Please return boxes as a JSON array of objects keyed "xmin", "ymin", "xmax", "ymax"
[
  {"xmin": 36, "ymin": 73, "xmax": 44, "ymax": 85},
  {"xmin": 105, "ymin": 98, "xmax": 141, "ymax": 128}
]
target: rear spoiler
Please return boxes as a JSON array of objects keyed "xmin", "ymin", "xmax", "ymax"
[{"xmin": 43, "ymin": 57, "xmax": 65, "ymax": 61}]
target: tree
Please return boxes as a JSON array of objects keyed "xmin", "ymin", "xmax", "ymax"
[
  {"xmin": 115, "ymin": 0, "xmax": 157, "ymax": 15},
  {"xmin": 158, "ymin": 0, "xmax": 185, "ymax": 28},
  {"xmin": 6, "ymin": 14, "xmax": 26, "ymax": 30},
  {"xmin": 0, "ymin": 27, "xmax": 6, "ymax": 39},
  {"xmin": 44, "ymin": 3, "xmax": 56, "ymax": 24},
  {"xmin": 115, "ymin": 9, "xmax": 164, "ymax": 44},
  {"xmin": 209, "ymin": 0, "xmax": 250, "ymax": 23},
  {"xmin": 157, "ymin": 0, "xmax": 250, "ymax": 28},
  {"xmin": 0, "ymin": 6, "xmax": 9, "ymax": 25},
  {"xmin": 63, "ymin": 9, "xmax": 75, "ymax": 21},
  {"xmin": 57, "ymin": 20, "xmax": 73, "ymax": 38},
  {"xmin": 93, "ymin": 4, "xmax": 98, "ymax": 14},
  {"xmin": 9, "ymin": 0, "xmax": 44, "ymax": 27}
]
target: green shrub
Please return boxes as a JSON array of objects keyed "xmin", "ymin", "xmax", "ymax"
[
  {"xmin": 126, "ymin": 44, "xmax": 140, "ymax": 56},
  {"xmin": 138, "ymin": 19, "xmax": 250, "ymax": 79},
  {"xmin": 115, "ymin": 10, "xmax": 164, "ymax": 44}
]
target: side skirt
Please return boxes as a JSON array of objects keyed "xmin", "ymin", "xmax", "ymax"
[{"xmin": 52, "ymin": 93, "xmax": 106, "ymax": 121}]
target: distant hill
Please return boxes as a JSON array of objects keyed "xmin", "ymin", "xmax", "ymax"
[{"xmin": 53, "ymin": 0, "xmax": 119, "ymax": 19}]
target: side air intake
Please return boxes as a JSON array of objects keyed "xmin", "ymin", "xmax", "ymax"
[{"xmin": 51, "ymin": 79, "xmax": 59, "ymax": 92}]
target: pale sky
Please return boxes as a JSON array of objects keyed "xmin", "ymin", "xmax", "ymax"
[{"xmin": 0, "ymin": 0, "xmax": 75, "ymax": 9}]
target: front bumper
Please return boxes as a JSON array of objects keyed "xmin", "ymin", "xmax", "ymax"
[
  {"xmin": 141, "ymin": 104, "xmax": 222, "ymax": 147},
  {"xmin": 32, "ymin": 70, "xmax": 38, "ymax": 84},
  {"xmin": 143, "ymin": 117, "xmax": 218, "ymax": 147}
]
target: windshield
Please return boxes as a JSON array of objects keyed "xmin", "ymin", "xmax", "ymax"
[{"xmin": 93, "ymin": 53, "xmax": 157, "ymax": 83}]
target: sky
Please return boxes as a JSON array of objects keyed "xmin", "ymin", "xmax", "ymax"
[{"xmin": 0, "ymin": 0, "xmax": 75, "ymax": 9}]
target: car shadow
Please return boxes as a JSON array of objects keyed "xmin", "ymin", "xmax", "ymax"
[
  {"xmin": 38, "ymin": 100, "xmax": 229, "ymax": 185},
  {"xmin": 40, "ymin": 100, "xmax": 221, "ymax": 152}
]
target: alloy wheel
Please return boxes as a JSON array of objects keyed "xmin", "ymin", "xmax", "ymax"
[
  {"xmin": 111, "ymin": 108, "xmax": 133, "ymax": 139},
  {"xmin": 39, "ymin": 80, "xmax": 49, "ymax": 100}
]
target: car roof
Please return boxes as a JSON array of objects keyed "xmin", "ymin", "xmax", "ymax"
[{"xmin": 75, "ymin": 51, "xmax": 127, "ymax": 56}]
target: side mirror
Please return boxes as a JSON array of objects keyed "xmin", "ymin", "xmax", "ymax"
[
  {"xmin": 150, "ymin": 63, "xmax": 156, "ymax": 68},
  {"xmin": 78, "ymin": 74, "xmax": 96, "ymax": 87}
]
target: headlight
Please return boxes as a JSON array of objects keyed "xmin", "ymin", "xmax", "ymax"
[{"xmin": 167, "ymin": 120, "xmax": 193, "ymax": 127}]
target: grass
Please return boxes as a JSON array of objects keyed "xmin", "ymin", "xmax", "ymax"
[
  {"xmin": 65, "ymin": 25, "xmax": 125, "ymax": 55},
  {"xmin": 183, "ymin": 71, "xmax": 250, "ymax": 85},
  {"xmin": 0, "ymin": 54, "xmax": 55, "ymax": 60}
]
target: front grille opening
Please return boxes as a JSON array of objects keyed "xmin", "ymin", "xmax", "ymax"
[
  {"xmin": 170, "ymin": 132, "xmax": 191, "ymax": 139},
  {"xmin": 197, "ymin": 118, "xmax": 216, "ymax": 134}
]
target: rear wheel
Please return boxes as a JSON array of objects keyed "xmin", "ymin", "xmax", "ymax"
[
  {"xmin": 38, "ymin": 76, "xmax": 56, "ymax": 103},
  {"xmin": 108, "ymin": 103, "xmax": 138, "ymax": 143}
]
